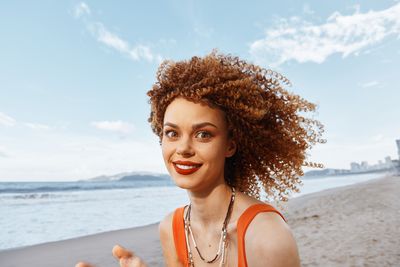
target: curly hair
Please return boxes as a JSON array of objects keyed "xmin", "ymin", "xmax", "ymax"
[{"xmin": 147, "ymin": 51, "xmax": 325, "ymax": 202}]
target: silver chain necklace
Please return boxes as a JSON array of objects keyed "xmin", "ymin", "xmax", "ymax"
[{"xmin": 184, "ymin": 187, "xmax": 236, "ymax": 266}]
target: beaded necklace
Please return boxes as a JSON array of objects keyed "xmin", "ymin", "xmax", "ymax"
[{"xmin": 184, "ymin": 187, "xmax": 236, "ymax": 266}]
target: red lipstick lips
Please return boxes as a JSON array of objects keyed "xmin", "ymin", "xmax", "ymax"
[{"xmin": 173, "ymin": 160, "xmax": 202, "ymax": 175}]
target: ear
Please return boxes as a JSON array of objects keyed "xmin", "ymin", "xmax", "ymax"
[{"xmin": 225, "ymin": 139, "xmax": 237, "ymax": 158}]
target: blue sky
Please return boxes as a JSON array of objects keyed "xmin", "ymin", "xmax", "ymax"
[{"xmin": 0, "ymin": 1, "xmax": 399, "ymax": 181}]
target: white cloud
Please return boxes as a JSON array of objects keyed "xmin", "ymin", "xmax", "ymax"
[
  {"xmin": 129, "ymin": 44, "xmax": 154, "ymax": 62},
  {"xmin": 0, "ymin": 112, "xmax": 16, "ymax": 127},
  {"xmin": 23, "ymin": 122, "xmax": 51, "ymax": 130},
  {"xmin": 360, "ymin": 80, "xmax": 379, "ymax": 88},
  {"xmin": 90, "ymin": 23, "xmax": 159, "ymax": 63},
  {"xmin": 74, "ymin": 2, "xmax": 91, "ymax": 18},
  {"xmin": 92, "ymin": 23, "xmax": 129, "ymax": 53},
  {"xmin": 0, "ymin": 112, "xmax": 51, "ymax": 130},
  {"xmin": 91, "ymin": 120, "xmax": 135, "ymax": 134},
  {"xmin": 250, "ymin": 3, "xmax": 400, "ymax": 66},
  {"xmin": 75, "ymin": 3, "xmax": 161, "ymax": 63}
]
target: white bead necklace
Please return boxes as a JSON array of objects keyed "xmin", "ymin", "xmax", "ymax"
[{"xmin": 184, "ymin": 187, "xmax": 235, "ymax": 266}]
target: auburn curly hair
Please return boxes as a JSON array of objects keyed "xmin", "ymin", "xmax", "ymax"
[{"xmin": 147, "ymin": 51, "xmax": 325, "ymax": 202}]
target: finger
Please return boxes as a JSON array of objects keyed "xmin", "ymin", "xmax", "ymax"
[
  {"xmin": 112, "ymin": 244, "xmax": 134, "ymax": 260},
  {"xmin": 75, "ymin": 262, "xmax": 95, "ymax": 267},
  {"xmin": 120, "ymin": 257, "xmax": 147, "ymax": 267}
]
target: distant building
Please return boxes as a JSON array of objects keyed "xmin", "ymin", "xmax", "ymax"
[
  {"xmin": 361, "ymin": 161, "xmax": 369, "ymax": 170},
  {"xmin": 385, "ymin": 156, "xmax": 393, "ymax": 168},
  {"xmin": 313, "ymin": 139, "xmax": 400, "ymax": 176},
  {"xmin": 392, "ymin": 159, "xmax": 400, "ymax": 174},
  {"xmin": 396, "ymin": 139, "xmax": 400, "ymax": 160},
  {"xmin": 350, "ymin": 162, "xmax": 361, "ymax": 172}
]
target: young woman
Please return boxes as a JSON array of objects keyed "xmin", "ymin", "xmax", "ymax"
[{"xmin": 76, "ymin": 51, "xmax": 324, "ymax": 267}]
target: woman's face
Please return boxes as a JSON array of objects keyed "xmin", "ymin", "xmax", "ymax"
[{"xmin": 161, "ymin": 97, "xmax": 236, "ymax": 192}]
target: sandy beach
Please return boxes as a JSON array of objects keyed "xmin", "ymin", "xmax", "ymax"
[
  {"xmin": 1, "ymin": 175, "xmax": 399, "ymax": 267},
  {"xmin": 284, "ymin": 174, "xmax": 400, "ymax": 266}
]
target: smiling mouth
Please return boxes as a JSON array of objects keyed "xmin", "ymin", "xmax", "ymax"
[
  {"xmin": 172, "ymin": 162, "xmax": 202, "ymax": 175},
  {"xmin": 175, "ymin": 163, "xmax": 200, "ymax": 169}
]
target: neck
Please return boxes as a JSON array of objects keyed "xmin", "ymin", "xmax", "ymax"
[{"xmin": 187, "ymin": 182, "xmax": 233, "ymax": 229}]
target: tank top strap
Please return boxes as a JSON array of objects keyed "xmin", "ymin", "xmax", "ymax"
[
  {"xmin": 237, "ymin": 203, "xmax": 286, "ymax": 267},
  {"xmin": 172, "ymin": 206, "xmax": 189, "ymax": 267}
]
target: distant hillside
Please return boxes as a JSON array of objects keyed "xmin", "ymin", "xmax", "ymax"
[
  {"xmin": 81, "ymin": 171, "xmax": 171, "ymax": 182},
  {"xmin": 119, "ymin": 174, "xmax": 170, "ymax": 182}
]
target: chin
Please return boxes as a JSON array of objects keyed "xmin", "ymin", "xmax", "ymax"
[
  {"xmin": 171, "ymin": 171, "xmax": 212, "ymax": 192},
  {"xmin": 171, "ymin": 174, "xmax": 197, "ymax": 190}
]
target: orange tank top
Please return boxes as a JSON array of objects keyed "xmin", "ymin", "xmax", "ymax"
[{"xmin": 172, "ymin": 203, "xmax": 286, "ymax": 267}]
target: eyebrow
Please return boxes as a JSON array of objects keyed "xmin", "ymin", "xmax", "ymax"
[{"xmin": 163, "ymin": 122, "xmax": 218, "ymax": 130}]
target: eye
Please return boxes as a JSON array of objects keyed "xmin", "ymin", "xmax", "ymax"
[
  {"xmin": 164, "ymin": 129, "xmax": 178, "ymax": 139},
  {"xmin": 195, "ymin": 131, "xmax": 212, "ymax": 139}
]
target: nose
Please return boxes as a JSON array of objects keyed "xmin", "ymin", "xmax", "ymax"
[{"xmin": 176, "ymin": 135, "xmax": 194, "ymax": 157}]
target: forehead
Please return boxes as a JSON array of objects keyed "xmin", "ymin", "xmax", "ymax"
[{"xmin": 163, "ymin": 97, "xmax": 226, "ymax": 126}]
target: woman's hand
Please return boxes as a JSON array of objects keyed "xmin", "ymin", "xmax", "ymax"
[{"xmin": 75, "ymin": 244, "xmax": 147, "ymax": 267}]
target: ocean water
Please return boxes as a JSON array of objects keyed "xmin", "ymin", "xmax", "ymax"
[
  {"xmin": 0, "ymin": 172, "xmax": 388, "ymax": 250},
  {"xmin": 295, "ymin": 172, "xmax": 389, "ymax": 196}
]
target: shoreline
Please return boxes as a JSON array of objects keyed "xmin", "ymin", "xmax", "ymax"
[{"xmin": 1, "ymin": 174, "xmax": 398, "ymax": 266}]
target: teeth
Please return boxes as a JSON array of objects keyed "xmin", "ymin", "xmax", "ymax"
[{"xmin": 175, "ymin": 164, "xmax": 199, "ymax": 170}]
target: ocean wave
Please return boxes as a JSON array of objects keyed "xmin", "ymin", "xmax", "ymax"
[
  {"xmin": 0, "ymin": 185, "xmax": 87, "ymax": 194},
  {"xmin": 9, "ymin": 193, "xmax": 63, "ymax": 199},
  {"xmin": 0, "ymin": 180, "xmax": 174, "ymax": 194}
]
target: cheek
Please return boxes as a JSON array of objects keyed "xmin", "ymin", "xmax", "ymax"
[
  {"xmin": 161, "ymin": 142, "xmax": 174, "ymax": 162},
  {"xmin": 198, "ymin": 142, "xmax": 227, "ymax": 162}
]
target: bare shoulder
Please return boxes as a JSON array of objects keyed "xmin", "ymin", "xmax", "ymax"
[
  {"xmin": 158, "ymin": 210, "xmax": 183, "ymax": 267},
  {"xmin": 244, "ymin": 206, "xmax": 301, "ymax": 267},
  {"xmin": 159, "ymin": 210, "xmax": 174, "ymax": 236}
]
